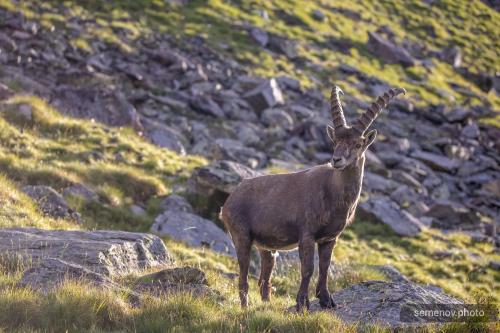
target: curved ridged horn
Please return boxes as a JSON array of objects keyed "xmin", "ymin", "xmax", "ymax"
[
  {"xmin": 330, "ymin": 86, "xmax": 347, "ymax": 130},
  {"xmin": 352, "ymin": 87, "xmax": 406, "ymax": 134}
]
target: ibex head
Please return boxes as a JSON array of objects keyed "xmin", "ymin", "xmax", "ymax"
[{"xmin": 326, "ymin": 86, "xmax": 406, "ymax": 170}]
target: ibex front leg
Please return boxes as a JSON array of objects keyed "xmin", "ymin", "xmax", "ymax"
[
  {"xmin": 258, "ymin": 250, "xmax": 275, "ymax": 301},
  {"xmin": 296, "ymin": 234, "xmax": 315, "ymax": 311},
  {"xmin": 316, "ymin": 240, "xmax": 336, "ymax": 309}
]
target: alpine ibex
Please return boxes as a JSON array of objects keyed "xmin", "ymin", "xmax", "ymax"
[{"xmin": 220, "ymin": 86, "xmax": 406, "ymax": 310}]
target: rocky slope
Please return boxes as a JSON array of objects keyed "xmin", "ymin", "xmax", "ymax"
[
  {"xmin": 0, "ymin": 1, "xmax": 499, "ymax": 332},
  {"xmin": 0, "ymin": 3, "xmax": 498, "ymax": 239}
]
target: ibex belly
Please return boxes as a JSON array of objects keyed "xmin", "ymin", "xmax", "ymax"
[{"xmin": 251, "ymin": 221, "xmax": 300, "ymax": 251}]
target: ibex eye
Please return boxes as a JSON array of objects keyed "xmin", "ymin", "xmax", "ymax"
[{"xmin": 355, "ymin": 143, "xmax": 362, "ymax": 149}]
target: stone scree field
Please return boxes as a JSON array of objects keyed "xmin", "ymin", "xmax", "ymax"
[{"xmin": 0, "ymin": 0, "xmax": 498, "ymax": 332}]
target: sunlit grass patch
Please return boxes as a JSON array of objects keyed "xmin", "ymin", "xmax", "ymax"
[
  {"xmin": 338, "ymin": 220, "xmax": 500, "ymax": 303},
  {"xmin": 0, "ymin": 93, "xmax": 205, "ymax": 230}
]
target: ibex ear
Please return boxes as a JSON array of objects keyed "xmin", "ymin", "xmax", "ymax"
[
  {"xmin": 326, "ymin": 125, "xmax": 335, "ymax": 142},
  {"xmin": 363, "ymin": 129, "xmax": 377, "ymax": 148}
]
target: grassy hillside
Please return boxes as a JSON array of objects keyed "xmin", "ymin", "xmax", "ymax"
[
  {"xmin": 0, "ymin": 95, "xmax": 497, "ymax": 332},
  {"xmin": 0, "ymin": 0, "xmax": 499, "ymax": 332},
  {"xmin": 0, "ymin": 95, "xmax": 204, "ymax": 231}
]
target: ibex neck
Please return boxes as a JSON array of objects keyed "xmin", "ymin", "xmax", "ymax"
[
  {"xmin": 338, "ymin": 155, "xmax": 365, "ymax": 179},
  {"xmin": 331, "ymin": 155, "xmax": 365, "ymax": 200}
]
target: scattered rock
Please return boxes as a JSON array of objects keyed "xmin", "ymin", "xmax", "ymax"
[
  {"xmin": 214, "ymin": 138, "xmax": 267, "ymax": 168},
  {"xmin": 20, "ymin": 258, "xmax": 111, "ymax": 292},
  {"xmin": 249, "ymin": 27, "xmax": 268, "ymax": 47},
  {"xmin": 190, "ymin": 160, "xmax": 261, "ymax": 195},
  {"xmin": 444, "ymin": 145, "xmax": 471, "ymax": 161},
  {"xmin": 62, "ymin": 184, "xmax": 98, "ymax": 202},
  {"xmin": 189, "ymin": 94, "xmax": 225, "ymax": 118},
  {"xmin": 439, "ymin": 46, "xmax": 462, "ymax": 68},
  {"xmin": 22, "ymin": 185, "xmax": 80, "ymax": 221},
  {"xmin": 188, "ymin": 160, "xmax": 262, "ymax": 218},
  {"xmin": 411, "ymin": 151, "xmax": 459, "ymax": 173},
  {"xmin": 113, "ymin": 91, "xmax": 144, "ymax": 131},
  {"xmin": 260, "ymin": 108, "xmax": 294, "ymax": 129},
  {"xmin": 358, "ymin": 196, "xmax": 424, "ymax": 236},
  {"xmin": 311, "ymin": 9, "xmax": 326, "ymax": 22},
  {"xmin": 0, "ymin": 3, "xmax": 497, "ymax": 244},
  {"xmin": 159, "ymin": 194, "xmax": 194, "ymax": 213},
  {"xmin": 371, "ymin": 265, "xmax": 410, "ymax": 283},
  {"xmin": 364, "ymin": 150, "xmax": 387, "ymax": 176},
  {"xmin": 18, "ymin": 103, "xmax": 33, "ymax": 121},
  {"xmin": 135, "ymin": 266, "xmax": 219, "ymax": 299},
  {"xmin": 482, "ymin": 179, "xmax": 500, "ymax": 198},
  {"xmin": 0, "ymin": 82, "xmax": 13, "ymax": 99},
  {"xmin": 308, "ymin": 281, "xmax": 463, "ymax": 327},
  {"xmin": 268, "ymin": 34, "xmax": 298, "ymax": 59},
  {"xmin": 442, "ymin": 107, "xmax": 470, "ymax": 123},
  {"xmin": 142, "ymin": 119, "xmax": 186, "ymax": 154},
  {"xmin": 0, "ymin": 228, "xmax": 172, "ymax": 281},
  {"xmin": 461, "ymin": 122, "xmax": 480, "ymax": 139},
  {"xmin": 457, "ymin": 69, "xmax": 495, "ymax": 93},
  {"xmin": 390, "ymin": 185, "xmax": 429, "ymax": 217},
  {"xmin": 367, "ymin": 32, "xmax": 415, "ymax": 67},
  {"xmin": 130, "ymin": 204, "xmax": 147, "ymax": 216},
  {"xmin": 489, "ymin": 261, "xmax": 500, "ymax": 271},
  {"xmin": 243, "ymin": 78, "xmax": 284, "ymax": 114},
  {"xmin": 426, "ymin": 200, "xmax": 479, "ymax": 230},
  {"xmin": 140, "ymin": 266, "xmax": 207, "ymax": 285},
  {"xmin": 363, "ymin": 172, "xmax": 400, "ymax": 194},
  {"xmin": 151, "ymin": 207, "xmax": 235, "ymax": 256},
  {"xmin": 276, "ymin": 76, "xmax": 301, "ymax": 92}
]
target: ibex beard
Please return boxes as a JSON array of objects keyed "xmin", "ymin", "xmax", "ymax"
[{"xmin": 220, "ymin": 86, "xmax": 406, "ymax": 311}]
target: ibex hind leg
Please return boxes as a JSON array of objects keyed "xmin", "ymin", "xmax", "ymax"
[
  {"xmin": 231, "ymin": 231, "xmax": 252, "ymax": 308},
  {"xmin": 220, "ymin": 206, "xmax": 252, "ymax": 307},
  {"xmin": 258, "ymin": 249, "xmax": 275, "ymax": 301}
]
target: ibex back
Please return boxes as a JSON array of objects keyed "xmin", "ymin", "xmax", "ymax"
[{"xmin": 220, "ymin": 86, "xmax": 406, "ymax": 311}]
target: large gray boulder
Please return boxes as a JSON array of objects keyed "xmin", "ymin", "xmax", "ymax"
[
  {"xmin": 142, "ymin": 119, "xmax": 186, "ymax": 154},
  {"xmin": 268, "ymin": 35, "xmax": 298, "ymax": 59},
  {"xmin": 0, "ymin": 228, "xmax": 172, "ymax": 278},
  {"xmin": 260, "ymin": 108, "xmax": 294, "ymax": 129},
  {"xmin": 22, "ymin": 185, "xmax": 80, "ymax": 221},
  {"xmin": 243, "ymin": 78, "xmax": 284, "ymax": 114},
  {"xmin": 308, "ymin": 281, "xmax": 464, "ymax": 327},
  {"xmin": 189, "ymin": 94, "xmax": 226, "ymax": 118},
  {"xmin": 249, "ymin": 26, "xmax": 269, "ymax": 47},
  {"xmin": 151, "ymin": 196, "xmax": 235, "ymax": 256},
  {"xmin": 363, "ymin": 172, "xmax": 400, "ymax": 194},
  {"xmin": 190, "ymin": 160, "xmax": 261, "ymax": 195},
  {"xmin": 53, "ymin": 88, "xmax": 143, "ymax": 131},
  {"xmin": 411, "ymin": 151, "xmax": 459, "ymax": 173},
  {"xmin": 0, "ymin": 82, "xmax": 13, "ymax": 99},
  {"xmin": 188, "ymin": 160, "xmax": 263, "ymax": 220},
  {"xmin": 134, "ymin": 266, "xmax": 217, "ymax": 299},
  {"xmin": 425, "ymin": 200, "xmax": 480, "ymax": 230},
  {"xmin": 367, "ymin": 32, "xmax": 415, "ymax": 67},
  {"xmin": 358, "ymin": 196, "xmax": 424, "ymax": 237},
  {"xmin": 214, "ymin": 138, "xmax": 267, "ymax": 169},
  {"xmin": 20, "ymin": 258, "xmax": 112, "ymax": 292}
]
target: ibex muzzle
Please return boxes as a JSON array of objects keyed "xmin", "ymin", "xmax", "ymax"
[{"xmin": 220, "ymin": 86, "xmax": 405, "ymax": 310}]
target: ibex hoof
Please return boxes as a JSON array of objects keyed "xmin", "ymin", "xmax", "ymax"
[
  {"xmin": 319, "ymin": 293, "xmax": 336, "ymax": 309},
  {"xmin": 296, "ymin": 295, "xmax": 310, "ymax": 312}
]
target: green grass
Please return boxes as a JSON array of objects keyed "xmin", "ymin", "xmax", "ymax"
[
  {"xmin": 1, "ymin": 94, "xmax": 496, "ymax": 330},
  {"xmin": 338, "ymin": 221, "xmax": 500, "ymax": 304},
  {"xmin": 0, "ymin": 95, "xmax": 205, "ymax": 230},
  {"xmin": 0, "ymin": 236, "xmax": 497, "ymax": 333}
]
